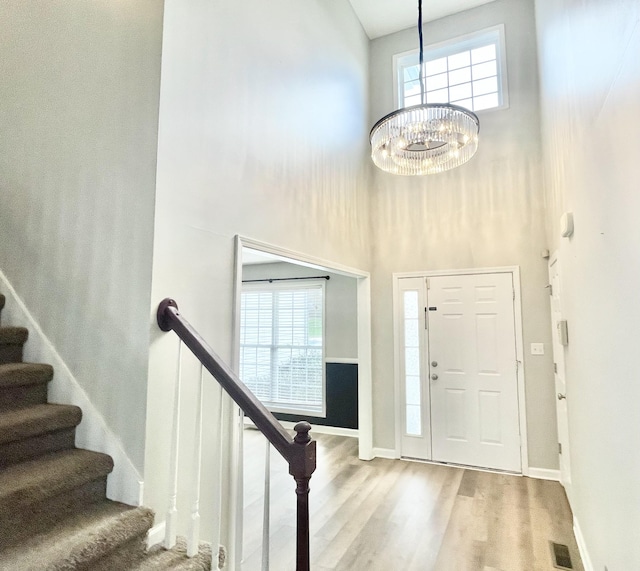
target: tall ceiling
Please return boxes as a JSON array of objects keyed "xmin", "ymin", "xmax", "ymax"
[{"xmin": 348, "ymin": 0, "xmax": 498, "ymax": 40}]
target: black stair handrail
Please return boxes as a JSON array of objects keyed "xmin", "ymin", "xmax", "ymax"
[{"xmin": 156, "ymin": 298, "xmax": 316, "ymax": 571}]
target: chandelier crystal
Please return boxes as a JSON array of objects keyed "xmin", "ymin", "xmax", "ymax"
[
  {"xmin": 370, "ymin": 103, "xmax": 479, "ymax": 175},
  {"xmin": 370, "ymin": 0, "xmax": 480, "ymax": 176}
]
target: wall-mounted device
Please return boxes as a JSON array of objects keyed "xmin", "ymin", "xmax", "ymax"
[
  {"xmin": 560, "ymin": 212, "xmax": 574, "ymax": 238},
  {"xmin": 557, "ymin": 319, "xmax": 569, "ymax": 346},
  {"xmin": 531, "ymin": 343, "xmax": 545, "ymax": 355}
]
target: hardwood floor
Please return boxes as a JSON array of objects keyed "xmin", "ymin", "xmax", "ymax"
[{"xmin": 242, "ymin": 429, "xmax": 583, "ymax": 571}]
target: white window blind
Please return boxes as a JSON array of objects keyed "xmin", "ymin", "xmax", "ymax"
[
  {"xmin": 239, "ymin": 282, "xmax": 324, "ymax": 416},
  {"xmin": 396, "ymin": 25, "xmax": 508, "ymax": 113}
]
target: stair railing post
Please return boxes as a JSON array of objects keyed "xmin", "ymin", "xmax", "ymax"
[
  {"xmin": 187, "ymin": 364, "xmax": 205, "ymax": 557},
  {"xmin": 261, "ymin": 438, "xmax": 271, "ymax": 571},
  {"xmin": 164, "ymin": 340, "xmax": 183, "ymax": 549},
  {"xmin": 210, "ymin": 383, "xmax": 225, "ymax": 570},
  {"xmin": 289, "ymin": 422, "xmax": 316, "ymax": 571}
]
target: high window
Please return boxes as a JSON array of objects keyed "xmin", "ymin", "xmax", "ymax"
[
  {"xmin": 395, "ymin": 25, "xmax": 508, "ymax": 113},
  {"xmin": 239, "ymin": 281, "xmax": 325, "ymax": 416}
]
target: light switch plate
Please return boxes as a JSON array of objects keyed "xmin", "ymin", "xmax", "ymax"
[{"xmin": 531, "ymin": 343, "xmax": 544, "ymax": 355}]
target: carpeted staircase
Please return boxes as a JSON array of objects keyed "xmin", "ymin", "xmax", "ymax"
[{"xmin": 0, "ymin": 293, "xmax": 212, "ymax": 570}]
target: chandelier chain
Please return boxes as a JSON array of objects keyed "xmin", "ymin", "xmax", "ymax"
[{"xmin": 418, "ymin": 0, "xmax": 425, "ymax": 105}]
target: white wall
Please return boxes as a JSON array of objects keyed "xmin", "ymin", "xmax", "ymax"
[
  {"xmin": 242, "ymin": 262, "xmax": 358, "ymax": 360},
  {"xmin": 368, "ymin": 0, "xmax": 558, "ymax": 469},
  {"xmin": 0, "ymin": 1, "xmax": 163, "ymax": 473},
  {"xmin": 535, "ymin": 0, "xmax": 640, "ymax": 568},
  {"xmin": 145, "ymin": 0, "xmax": 370, "ymax": 547}
]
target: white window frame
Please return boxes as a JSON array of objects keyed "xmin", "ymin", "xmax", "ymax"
[
  {"xmin": 239, "ymin": 279, "xmax": 327, "ymax": 418},
  {"xmin": 393, "ymin": 24, "xmax": 509, "ymax": 114}
]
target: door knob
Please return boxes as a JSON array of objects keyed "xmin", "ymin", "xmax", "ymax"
[
  {"xmin": 431, "ymin": 374, "xmax": 438, "ymax": 381},
  {"xmin": 431, "ymin": 361, "xmax": 438, "ymax": 367},
  {"xmin": 557, "ymin": 393, "xmax": 566, "ymax": 400}
]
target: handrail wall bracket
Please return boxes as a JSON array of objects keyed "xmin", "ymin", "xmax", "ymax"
[{"xmin": 157, "ymin": 298, "xmax": 179, "ymax": 332}]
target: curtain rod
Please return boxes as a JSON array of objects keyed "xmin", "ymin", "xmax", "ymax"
[{"xmin": 242, "ymin": 276, "xmax": 331, "ymax": 284}]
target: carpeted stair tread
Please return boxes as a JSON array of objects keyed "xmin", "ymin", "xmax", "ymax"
[
  {"xmin": 132, "ymin": 538, "xmax": 213, "ymax": 571},
  {"xmin": 0, "ymin": 501, "xmax": 154, "ymax": 571},
  {"xmin": 0, "ymin": 403, "xmax": 81, "ymax": 445},
  {"xmin": 0, "ymin": 326, "xmax": 28, "ymax": 345},
  {"xmin": 0, "ymin": 362, "xmax": 54, "ymax": 388},
  {"xmin": 0, "ymin": 448, "xmax": 113, "ymax": 514},
  {"xmin": 0, "ymin": 326, "xmax": 29, "ymax": 365},
  {"xmin": 0, "ymin": 363, "xmax": 53, "ymax": 412}
]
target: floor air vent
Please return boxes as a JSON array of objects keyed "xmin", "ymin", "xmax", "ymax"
[{"xmin": 550, "ymin": 541, "xmax": 573, "ymax": 570}]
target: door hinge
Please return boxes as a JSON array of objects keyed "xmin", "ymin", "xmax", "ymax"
[
  {"xmin": 545, "ymin": 284, "xmax": 553, "ymax": 296},
  {"xmin": 554, "ymin": 362, "xmax": 558, "ymax": 373},
  {"xmin": 424, "ymin": 307, "xmax": 428, "ymax": 330},
  {"xmin": 558, "ymin": 442, "xmax": 562, "ymax": 455},
  {"xmin": 513, "ymin": 289, "xmax": 515, "ymax": 301},
  {"xmin": 426, "ymin": 278, "xmax": 430, "ymax": 289}
]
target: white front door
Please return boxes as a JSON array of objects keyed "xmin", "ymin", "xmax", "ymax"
[
  {"xmin": 428, "ymin": 273, "xmax": 521, "ymax": 472},
  {"xmin": 397, "ymin": 271, "xmax": 522, "ymax": 472},
  {"xmin": 549, "ymin": 255, "xmax": 572, "ymax": 489}
]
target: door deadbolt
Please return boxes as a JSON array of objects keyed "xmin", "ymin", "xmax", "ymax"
[
  {"xmin": 431, "ymin": 361, "xmax": 438, "ymax": 367},
  {"xmin": 431, "ymin": 374, "xmax": 439, "ymax": 381}
]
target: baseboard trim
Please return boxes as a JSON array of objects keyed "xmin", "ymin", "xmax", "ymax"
[
  {"xmin": 372, "ymin": 447, "xmax": 399, "ymax": 460},
  {"xmin": 147, "ymin": 521, "xmax": 166, "ymax": 549},
  {"xmin": 245, "ymin": 418, "xmax": 358, "ymax": 438},
  {"xmin": 0, "ymin": 269, "xmax": 143, "ymax": 506},
  {"xmin": 280, "ymin": 420, "xmax": 358, "ymax": 438},
  {"xmin": 527, "ymin": 467, "xmax": 561, "ymax": 481},
  {"xmin": 573, "ymin": 516, "xmax": 594, "ymax": 571}
]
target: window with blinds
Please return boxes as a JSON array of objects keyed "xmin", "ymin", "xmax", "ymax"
[{"xmin": 239, "ymin": 281, "xmax": 325, "ymax": 416}]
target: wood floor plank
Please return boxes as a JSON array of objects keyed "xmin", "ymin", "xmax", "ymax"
[
  {"xmin": 314, "ymin": 459, "xmax": 411, "ymax": 569},
  {"xmin": 405, "ymin": 465, "xmax": 465, "ymax": 571},
  {"xmin": 241, "ymin": 430, "xmax": 583, "ymax": 571},
  {"xmin": 526, "ymin": 478, "xmax": 584, "ymax": 571}
]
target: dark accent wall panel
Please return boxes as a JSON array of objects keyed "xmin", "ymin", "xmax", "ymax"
[{"xmin": 275, "ymin": 363, "xmax": 358, "ymax": 429}]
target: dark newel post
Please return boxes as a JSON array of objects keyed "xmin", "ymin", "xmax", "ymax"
[{"xmin": 290, "ymin": 422, "xmax": 316, "ymax": 571}]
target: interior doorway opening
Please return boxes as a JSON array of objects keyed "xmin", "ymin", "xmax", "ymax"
[{"xmin": 233, "ymin": 236, "xmax": 373, "ymax": 459}]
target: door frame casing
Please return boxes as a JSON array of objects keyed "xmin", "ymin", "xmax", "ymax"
[
  {"xmin": 392, "ymin": 266, "xmax": 529, "ymax": 475},
  {"xmin": 548, "ymin": 251, "xmax": 572, "ymax": 496},
  {"xmin": 233, "ymin": 236, "xmax": 373, "ymax": 459}
]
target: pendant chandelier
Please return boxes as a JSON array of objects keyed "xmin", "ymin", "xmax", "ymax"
[{"xmin": 370, "ymin": 0, "xmax": 480, "ymax": 176}]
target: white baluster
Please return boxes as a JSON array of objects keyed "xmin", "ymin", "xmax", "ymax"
[
  {"xmin": 232, "ymin": 406, "xmax": 244, "ymax": 571},
  {"xmin": 210, "ymin": 383, "xmax": 224, "ymax": 569},
  {"xmin": 261, "ymin": 438, "xmax": 271, "ymax": 571},
  {"xmin": 187, "ymin": 364, "xmax": 205, "ymax": 557},
  {"xmin": 164, "ymin": 341, "xmax": 183, "ymax": 549}
]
